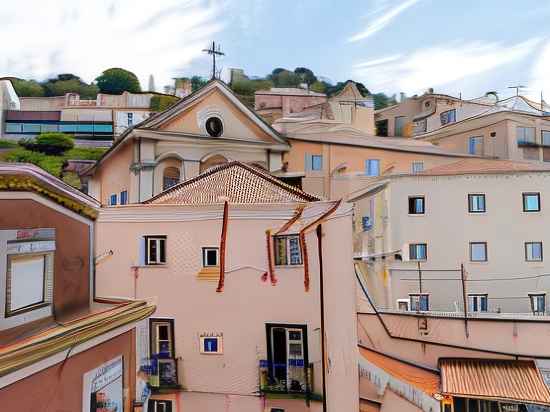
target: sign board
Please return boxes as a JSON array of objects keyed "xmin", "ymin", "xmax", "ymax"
[{"xmin": 82, "ymin": 356, "xmax": 123, "ymax": 412}]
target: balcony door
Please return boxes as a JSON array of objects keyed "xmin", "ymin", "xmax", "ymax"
[{"xmin": 267, "ymin": 324, "xmax": 308, "ymax": 392}]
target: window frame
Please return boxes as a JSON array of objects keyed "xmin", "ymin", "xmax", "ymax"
[
  {"xmin": 411, "ymin": 161, "xmax": 424, "ymax": 174},
  {"xmin": 469, "ymin": 242, "xmax": 488, "ymax": 262},
  {"xmin": 365, "ymin": 159, "xmax": 380, "ymax": 176},
  {"xmin": 310, "ymin": 154, "xmax": 323, "ymax": 171},
  {"xmin": 468, "ymin": 194, "xmax": 486, "ymax": 213},
  {"xmin": 468, "ymin": 136, "xmax": 483, "ymax": 155},
  {"xmin": 525, "ymin": 241, "xmax": 543, "ymax": 262},
  {"xmin": 408, "ymin": 196, "xmax": 425, "ymax": 215},
  {"xmin": 202, "ymin": 247, "xmax": 220, "ymax": 267},
  {"xmin": 542, "ymin": 130, "xmax": 550, "ymax": 147},
  {"xmin": 150, "ymin": 318, "xmax": 175, "ymax": 358},
  {"xmin": 517, "ymin": 126, "xmax": 536, "ymax": 145},
  {"xmin": 109, "ymin": 193, "xmax": 117, "ymax": 206},
  {"xmin": 120, "ymin": 190, "xmax": 128, "ymax": 205},
  {"xmin": 529, "ymin": 293, "xmax": 546, "ymax": 315},
  {"xmin": 273, "ymin": 234, "xmax": 303, "ymax": 266},
  {"xmin": 468, "ymin": 294, "xmax": 488, "ymax": 312},
  {"xmin": 127, "ymin": 112, "xmax": 134, "ymax": 126},
  {"xmin": 409, "ymin": 293, "xmax": 430, "ymax": 311},
  {"xmin": 409, "ymin": 243, "xmax": 427, "ymax": 261},
  {"xmin": 440, "ymin": 109, "xmax": 456, "ymax": 126},
  {"xmin": 523, "ymin": 192, "xmax": 541, "ymax": 212},
  {"xmin": 199, "ymin": 335, "xmax": 223, "ymax": 355},
  {"xmin": 145, "ymin": 235, "xmax": 167, "ymax": 265}
]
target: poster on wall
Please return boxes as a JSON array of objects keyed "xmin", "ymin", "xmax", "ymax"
[{"xmin": 82, "ymin": 356, "xmax": 123, "ymax": 412}]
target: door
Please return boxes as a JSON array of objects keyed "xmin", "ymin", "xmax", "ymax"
[
  {"xmin": 269, "ymin": 326, "xmax": 306, "ymax": 391},
  {"xmin": 271, "ymin": 327, "xmax": 287, "ymax": 384},
  {"xmin": 148, "ymin": 399, "xmax": 173, "ymax": 412}
]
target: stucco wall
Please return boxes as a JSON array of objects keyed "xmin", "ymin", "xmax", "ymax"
[{"xmin": 0, "ymin": 329, "xmax": 135, "ymax": 412}]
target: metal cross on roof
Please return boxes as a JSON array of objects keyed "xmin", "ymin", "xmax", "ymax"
[{"xmin": 202, "ymin": 41, "xmax": 225, "ymax": 80}]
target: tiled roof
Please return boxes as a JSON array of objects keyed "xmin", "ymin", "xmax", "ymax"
[
  {"xmin": 440, "ymin": 358, "xmax": 550, "ymax": 405},
  {"xmin": 145, "ymin": 161, "xmax": 319, "ymax": 205},
  {"xmin": 418, "ymin": 158, "xmax": 550, "ymax": 176}
]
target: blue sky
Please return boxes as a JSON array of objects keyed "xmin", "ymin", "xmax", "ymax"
[{"xmin": 2, "ymin": 0, "xmax": 550, "ymax": 100}]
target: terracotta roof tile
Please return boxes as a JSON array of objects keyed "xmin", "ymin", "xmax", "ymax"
[
  {"xmin": 145, "ymin": 161, "xmax": 319, "ymax": 205},
  {"xmin": 440, "ymin": 358, "xmax": 550, "ymax": 405}
]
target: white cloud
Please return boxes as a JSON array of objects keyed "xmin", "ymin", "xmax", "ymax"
[
  {"xmin": 348, "ymin": 0, "xmax": 421, "ymax": 42},
  {"xmin": 0, "ymin": 0, "xmax": 225, "ymax": 90},
  {"xmin": 530, "ymin": 40, "xmax": 550, "ymax": 101},
  {"xmin": 353, "ymin": 38, "xmax": 542, "ymax": 95}
]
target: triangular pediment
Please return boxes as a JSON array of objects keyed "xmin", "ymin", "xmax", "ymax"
[{"xmin": 139, "ymin": 80, "xmax": 287, "ymax": 146}]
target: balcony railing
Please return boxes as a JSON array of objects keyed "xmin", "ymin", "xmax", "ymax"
[
  {"xmin": 143, "ymin": 355, "xmax": 180, "ymax": 391},
  {"xmin": 259, "ymin": 360, "xmax": 314, "ymax": 396}
]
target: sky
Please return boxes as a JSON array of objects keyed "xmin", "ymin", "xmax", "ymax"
[{"xmin": 2, "ymin": 0, "xmax": 550, "ymax": 100}]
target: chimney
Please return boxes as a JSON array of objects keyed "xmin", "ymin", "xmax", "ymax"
[{"xmin": 399, "ymin": 92, "xmax": 406, "ymax": 102}]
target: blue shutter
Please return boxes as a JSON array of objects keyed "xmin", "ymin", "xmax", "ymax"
[{"xmin": 305, "ymin": 153, "xmax": 312, "ymax": 171}]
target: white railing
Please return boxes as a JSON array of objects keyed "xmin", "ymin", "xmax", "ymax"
[{"xmin": 379, "ymin": 308, "xmax": 550, "ymax": 321}]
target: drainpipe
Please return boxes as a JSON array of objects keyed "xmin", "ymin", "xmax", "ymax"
[{"xmin": 316, "ymin": 224, "xmax": 328, "ymax": 412}]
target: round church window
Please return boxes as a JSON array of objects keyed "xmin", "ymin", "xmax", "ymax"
[{"xmin": 205, "ymin": 117, "xmax": 223, "ymax": 137}]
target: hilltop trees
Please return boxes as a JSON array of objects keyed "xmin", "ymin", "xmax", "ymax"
[{"xmin": 95, "ymin": 68, "xmax": 142, "ymax": 94}]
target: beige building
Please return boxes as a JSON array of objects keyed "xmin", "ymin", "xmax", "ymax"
[
  {"xmin": 94, "ymin": 161, "xmax": 359, "ymax": 412},
  {"xmin": 350, "ymin": 158, "xmax": 550, "ymax": 315},
  {"xmin": 83, "ymin": 80, "xmax": 290, "ymax": 205},
  {"xmin": 375, "ymin": 91, "xmax": 550, "ymax": 162}
]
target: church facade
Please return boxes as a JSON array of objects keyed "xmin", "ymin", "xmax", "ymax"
[{"xmin": 84, "ymin": 80, "xmax": 290, "ymax": 205}]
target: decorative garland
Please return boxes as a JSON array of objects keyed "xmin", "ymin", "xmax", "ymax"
[
  {"xmin": 216, "ymin": 201, "xmax": 229, "ymax": 293},
  {"xmin": 0, "ymin": 176, "xmax": 97, "ymax": 219},
  {"xmin": 299, "ymin": 231, "xmax": 310, "ymax": 291}
]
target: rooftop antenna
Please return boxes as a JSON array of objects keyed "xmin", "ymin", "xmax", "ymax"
[
  {"xmin": 508, "ymin": 85, "xmax": 526, "ymax": 97},
  {"xmin": 202, "ymin": 41, "xmax": 225, "ymax": 80}
]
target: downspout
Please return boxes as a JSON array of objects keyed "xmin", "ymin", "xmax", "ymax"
[
  {"xmin": 216, "ymin": 201, "xmax": 229, "ymax": 292},
  {"xmin": 316, "ymin": 225, "xmax": 328, "ymax": 412}
]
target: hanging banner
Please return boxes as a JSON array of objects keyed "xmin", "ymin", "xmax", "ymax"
[{"xmin": 82, "ymin": 356, "xmax": 123, "ymax": 412}]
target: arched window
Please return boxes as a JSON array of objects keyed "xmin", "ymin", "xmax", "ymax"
[
  {"xmin": 163, "ymin": 167, "xmax": 180, "ymax": 190},
  {"xmin": 200, "ymin": 154, "xmax": 228, "ymax": 173}
]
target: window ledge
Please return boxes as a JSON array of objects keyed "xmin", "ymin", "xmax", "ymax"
[
  {"xmin": 197, "ymin": 267, "xmax": 220, "ymax": 281},
  {"xmin": 407, "ymin": 214, "xmax": 426, "ymax": 217},
  {"xmin": 274, "ymin": 264, "xmax": 304, "ymax": 269},
  {"xmin": 469, "ymin": 261, "xmax": 489, "ymax": 265},
  {"xmin": 134, "ymin": 265, "xmax": 169, "ymax": 269}
]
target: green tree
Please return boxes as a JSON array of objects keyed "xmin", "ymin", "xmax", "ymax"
[
  {"xmin": 150, "ymin": 94, "xmax": 180, "ymax": 112},
  {"xmin": 326, "ymin": 80, "xmax": 370, "ymax": 97},
  {"xmin": 190, "ymin": 76, "xmax": 208, "ymax": 92},
  {"xmin": 95, "ymin": 68, "xmax": 142, "ymax": 94},
  {"xmin": 372, "ymin": 92, "xmax": 397, "ymax": 110},
  {"xmin": 294, "ymin": 67, "xmax": 317, "ymax": 86},
  {"xmin": 11, "ymin": 79, "xmax": 45, "ymax": 97},
  {"xmin": 42, "ymin": 77, "xmax": 99, "ymax": 99},
  {"xmin": 231, "ymin": 79, "xmax": 273, "ymax": 96},
  {"xmin": 309, "ymin": 81, "xmax": 327, "ymax": 94}
]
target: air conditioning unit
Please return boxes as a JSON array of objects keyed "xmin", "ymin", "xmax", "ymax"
[{"xmin": 396, "ymin": 299, "xmax": 410, "ymax": 311}]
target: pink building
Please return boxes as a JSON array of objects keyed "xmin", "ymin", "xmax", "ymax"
[
  {"xmin": 94, "ymin": 161, "xmax": 359, "ymax": 412},
  {"xmin": 255, "ymin": 88, "xmax": 328, "ymax": 123}
]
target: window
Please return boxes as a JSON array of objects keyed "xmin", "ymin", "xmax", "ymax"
[
  {"xmin": 40, "ymin": 124, "xmax": 58, "ymax": 133},
  {"xmin": 523, "ymin": 192, "xmax": 541, "ymax": 212},
  {"xmin": 93, "ymin": 123, "xmax": 113, "ymax": 133},
  {"xmin": 22, "ymin": 123, "xmax": 41, "ymax": 133},
  {"xmin": 376, "ymin": 119, "xmax": 388, "ymax": 136},
  {"xmin": 525, "ymin": 242, "xmax": 543, "ymax": 262},
  {"xmin": 411, "ymin": 161, "xmax": 424, "ymax": 174},
  {"xmin": 543, "ymin": 131, "xmax": 550, "ymax": 147},
  {"xmin": 361, "ymin": 216, "xmax": 373, "ymax": 231},
  {"xmin": 530, "ymin": 294, "xmax": 546, "ymax": 315},
  {"xmin": 468, "ymin": 136, "xmax": 483, "ymax": 155},
  {"xmin": 470, "ymin": 242, "xmax": 487, "ymax": 262},
  {"xmin": 6, "ymin": 254, "xmax": 51, "ymax": 315},
  {"xmin": 413, "ymin": 118, "xmax": 427, "ymax": 135},
  {"xmin": 409, "ymin": 294, "xmax": 429, "ymax": 311},
  {"xmin": 396, "ymin": 299, "xmax": 410, "ymax": 311},
  {"xmin": 305, "ymin": 154, "xmax": 322, "ymax": 171},
  {"xmin": 394, "ymin": 116, "xmax": 406, "ymax": 136},
  {"xmin": 408, "ymin": 196, "xmax": 425, "ymax": 214},
  {"xmin": 109, "ymin": 194, "xmax": 117, "ymax": 206},
  {"xmin": 468, "ymin": 194, "xmax": 486, "ymax": 213},
  {"xmin": 145, "ymin": 236, "xmax": 166, "ymax": 265},
  {"xmin": 274, "ymin": 235, "xmax": 302, "ymax": 266},
  {"xmin": 365, "ymin": 159, "xmax": 380, "ymax": 176},
  {"xmin": 202, "ymin": 247, "xmax": 219, "ymax": 267},
  {"xmin": 148, "ymin": 400, "xmax": 173, "ymax": 412},
  {"xmin": 205, "ymin": 117, "xmax": 223, "ymax": 137},
  {"xmin": 409, "ymin": 243, "xmax": 427, "ymax": 260},
  {"xmin": 517, "ymin": 126, "xmax": 536, "ymax": 145},
  {"xmin": 163, "ymin": 167, "xmax": 180, "ymax": 191},
  {"xmin": 150, "ymin": 319, "xmax": 177, "ymax": 387},
  {"xmin": 311, "ymin": 155, "xmax": 323, "ymax": 171},
  {"xmin": 440, "ymin": 109, "xmax": 456, "ymax": 126},
  {"xmin": 127, "ymin": 112, "xmax": 134, "ymax": 126},
  {"xmin": 120, "ymin": 190, "xmax": 128, "ymax": 205},
  {"xmin": 469, "ymin": 294, "xmax": 488, "ymax": 312},
  {"xmin": 200, "ymin": 335, "xmax": 223, "ymax": 354},
  {"xmin": 5, "ymin": 123, "xmax": 22, "ymax": 133}
]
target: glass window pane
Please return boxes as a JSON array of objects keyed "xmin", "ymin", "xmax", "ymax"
[
  {"xmin": 274, "ymin": 237, "xmax": 287, "ymax": 265},
  {"xmin": 77, "ymin": 123, "xmax": 94, "ymax": 133},
  {"xmin": 41, "ymin": 124, "xmax": 59, "ymax": 132},
  {"xmin": 22, "ymin": 123, "xmax": 41, "ymax": 133},
  {"xmin": 94, "ymin": 123, "xmax": 113, "ymax": 133},
  {"xmin": 524, "ymin": 194, "xmax": 540, "ymax": 211},
  {"xmin": 288, "ymin": 236, "xmax": 302, "ymax": 265},
  {"xmin": 366, "ymin": 159, "xmax": 380, "ymax": 176},
  {"xmin": 5, "ymin": 123, "xmax": 22, "ymax": 133},
  {"xmin": 9, "ymin": 255, "xmax": 45, "ymax": 311},
  {"xmin": 543, "ymin": 131, "xmax": 550, "ymax": 146},
  {"xmin": 311, "ymin": 155, "xmax": 322, "ymax": 171},
  {"xmin": 470, "ymin": 243, "xmax": 487, "ymax": 261},
  {"xmin": 59, "ymin": 124, "xmax": 77, "ymax": 133}
]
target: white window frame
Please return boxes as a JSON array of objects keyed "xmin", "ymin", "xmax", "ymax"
[
  {"xmin": 396, "ymin": 298, "xmax": 410, "ymax": 311},
  {"xmin": 200, "ymin": 335, "xmax": 223, "ymax": 354},
  {"xmin": 202, "ymin": 247, "xmax": 219, "ymax": 267},
  {"xmin": 145, "ymin": 236, "xmax": 166, "ymax": 265},
  {"xmin": 273, "ymin": 235, "xmax": 303, "ymax": 266},
  {"xmin": 517, "ymin": 126, "xmax": 536, "ymax": 144},
  {"xmin": 409, "ymin": 243, "xmax": 427, "ymax": 261},
  {"xmin": 409, "ymin": 293, "xmax": 429, "ymax": 311},
  {"xmin": 468, "ymin": 294, "xmax": 488, "ymax": 312},
  {"xmin": 411, "ymin": 161, "xmax": 424, "ymax": 174},
  {"xmin": 151, "ymin": 318, "xmax": 174, "ymax": 357}
]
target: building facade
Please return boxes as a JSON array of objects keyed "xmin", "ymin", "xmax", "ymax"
[
  {"xmin": 0, "ymin": 163, "xmax": 155, "ymax": 411},
  {"xmin": 84, "ymin": 80, "xmax": 290, "ymax": 205},
  {"xmin": 94, "ymin": 162, "xmax": 359, "ymax": 412}
]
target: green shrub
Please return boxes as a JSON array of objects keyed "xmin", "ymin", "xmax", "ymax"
[
  {"xmin": 18, "ymin": 137, "xmax": 37, "ymax": 151},
  {"xmin": 150, "ymin": 94, "xmax": 179, "ymax": 112},
  {"xmin": 65, "ymin": 147, "xmax": 107, "ymax": 161},
  {"xmin": 0, "ymin": 139, "xmax": 18, "ymax": 149},
  {"xmin": 35, "ymin": 133, "xmax": 75, "ymax": 155},
  {"xmin": 6, "ymin": 148, "xmax": 64, "ymax": 176}
]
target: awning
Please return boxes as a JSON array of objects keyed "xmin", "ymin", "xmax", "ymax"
[
  {"xmin": 440, "ymin": 358, "xmax": 550, "ymax": 405},
  {"xmin": 359, "ymin": 346, "xmax": 440, "ymax": 396}
]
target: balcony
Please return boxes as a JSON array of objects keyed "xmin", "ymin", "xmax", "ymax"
[
  {"xmin": 144, "ymin": 355, "xmax": 182, "ymax": 393},
  {"xmin": 259, "ymin": 360, "xmax": 320, "ymax": 400}
]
